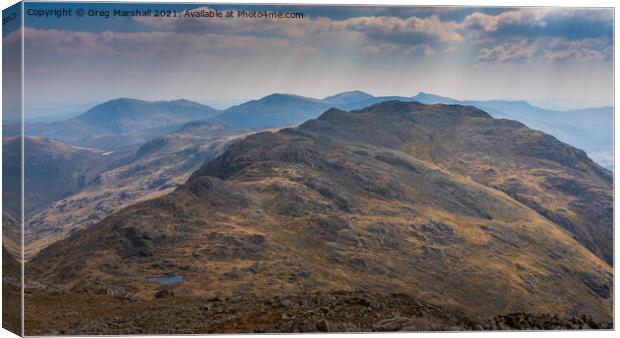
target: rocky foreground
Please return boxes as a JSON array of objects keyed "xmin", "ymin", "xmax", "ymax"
[
  {"xmin": 26, "ymin": 290, "xmax": 612, "ymax": 335},
  {"xmin": 193, "ymin": 291, "xmax": 613, "ymax": 333}
]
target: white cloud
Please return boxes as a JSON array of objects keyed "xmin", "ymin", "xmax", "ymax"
[
  {"xmin": 477, "ymin": 37, "xmax": 612, "ymax": 63},
  {"xmin": 3, "ymin": 28, "xmax": 22, "ymax": 47},
  {"xmin": 362, "ymin": 43, "xmax": 399, "ymax": 54},
  {"xmin": 477, "ymin": 39, "xmax": 538, "ymax": 63},
  {"xmin": 334, "ymin": 15, "xmax": 463, "ymax": 44},
  {"xmin": 405, "ymin": 45, "xmax": 436, "ymax": 57},
  {"xmin": 462, "ymin": 9, "xmax": 547, "ymax": 33},
  {"xmin": 544, "ymin": 46, "xmax": 609, "ymax": 62}
]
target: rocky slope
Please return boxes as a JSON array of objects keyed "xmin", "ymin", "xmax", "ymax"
[
  {"xmin": 22, "ymin": 290, "xmax": 611, "ymax": 335},
  {"xmin": 301, "ymin": 101, "xmax": 613, "ymax": 265},
  {"xmin": 2, "ymin": 209, "xmax": 21, "ymax": 259},
  {"xmin": 25, "ymin": 101, "xmax": 613, "ymax": 333},
  {"xmin": 24, "ymin": 122, "xmax": 249, "ymax": 258},
  {"xmin": 2, "ymin": 246, "xmax": 21, "ymax": 335}
]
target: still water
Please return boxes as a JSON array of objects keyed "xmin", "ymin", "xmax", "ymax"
[{"xmin": 147, "ymin": 275, "xmax": 184, "ymax": 285}]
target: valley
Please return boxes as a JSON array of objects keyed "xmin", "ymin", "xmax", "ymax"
[{"xmin": 22, "ymin": 122, "xmax": 257, "ymax": 258}]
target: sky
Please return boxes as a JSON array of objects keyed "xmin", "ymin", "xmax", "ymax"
[
  {"xmin": 2, "ymin": 2, "xmax": 22, "ymax": 124},
  {"xmin": 5, "ymin": 3, "xmax": 614, "ymax": 112}
]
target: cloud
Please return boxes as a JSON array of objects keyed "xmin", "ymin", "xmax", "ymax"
[
  {"xmin": 444, "ymin": 45, "xmax": 458, "ymax": 53},
  {"xmin": 334, "ymin": 15, "xmax": 463, "ymax": 44},
  {"xmin": 22, "ymin": 27, "xmax": 293, "ymax": 61},
  {"xmin": 3, "ymin": 28, "xmax": 22, "ymax": 120},
  {"xmin": 362, "ymin": 43, "xmax": 399, "ymax": 54},
  {"xmin": 405, "ymin": 45, "xmax": 436, "ymax": 56},
  {"xmin": 134, "ymin": 6, "xmax": 612, "ymax": 62},
  {"xmin": 22, "ymin": 7, "xmax": 614, "ymax": 65},
  {"xmin": 136, "ymin": 7, "xmax": 463, "ymax": 56},
  {"xmin": 477, "ymin": 39, "xmax": 538, "ymax": 63},
  {"xmin": 465, "ymin": 8, "xmax": 612, "ymax": 64},
  {"xmin": 24, "ymin": 27, "xmax": 113, "ymax": 55},
  {"xmin": 544, "ymin": 48, "xmax": 605, "ymax": 62},
  {"xmin": 477, "ymin": 37, "xmax": 612, "ymax": 63},
  {"xmin": 462, "ymin": 8, "xmax": 613, "ymax": 43},
  {"xmin": 135, "ymin": 7, "xmax": 301, "ymax": 37},
  {"xmin": 544, "ymin": 38, "xmax": 612, "ymax": 61},
  {"xmin": 462, "ymin": 9, "xmax": 547, "ymax": 33},
  {"xmin": 3, "ymin": 28, "xmax": 22, "ymax": 47}
]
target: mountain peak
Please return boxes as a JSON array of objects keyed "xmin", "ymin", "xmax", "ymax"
[
  {"xmin": 69, "ymin": 98, "xmax": 220, "ymax": 137},
  {"xmin": 77, "ymin": 98, "xmax": 215, "ymax": 118},
  {"xmin": 483, "ymin": 99, "xmax": 535, "ymax": 109},
  {"xmin": 85, "ymin": 98, "xmax": 210, "ymax": 111},
  {"xmin": 215, "ymin": 93, "xmax": 330, "ymax": 130},
  {"xmin": 315, "ymin": 107, "xmax": 348, "ymax": 121},
  {"xmin": 246, "ymin": 93, "xmax": 324, "ymax": 105},
  {"xmin": 411, "ymin": 92, "xmax": 459, "ymax": 104},
  {"xmin": 264, "ymin": 92, "xmax": 314, "ymax": 99},
  {"xmin": 322, "ymin": 90, "xmax": 375, "ymax": 104},
  {"xmin": 167, "ymin": 98, "xmax": 209, "ymax": 106},
  {"xmin": 304, "ymin": 101, "xmax": 494, "ymax": 142},
  {"xmin": 351, "ymin": 100, "xmax": 492, "ymax": 119},
  {"xmin": 91, "ymin": 97, "xmax": 147, "ymax": 108}
]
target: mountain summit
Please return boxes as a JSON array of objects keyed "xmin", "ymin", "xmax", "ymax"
[
  {"xmin": 23, "ymin": 98, "xmax": 220, "ymax": 149},
  {"xmin": 322, "ymin": 90, "xmax": 375, "ymax": 105},
  {"xmin": 74, "ymin": 98, "xmax": 219, "ymax": 133},
  {"xmin": 213, "ymin": 93, "xmax": 330, "ymax": 129},
  {"xmin": 410, "ymin": 92, "xmax": 459, "ymax": 104}
]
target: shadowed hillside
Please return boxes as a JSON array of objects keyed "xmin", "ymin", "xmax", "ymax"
[
  {"xmin": 24, "ymin": 122, "xmax": 250, "ymax": 258},
  {"xmin": 3, "ymin": 136, "xmax": 129, "ymax": 218}
]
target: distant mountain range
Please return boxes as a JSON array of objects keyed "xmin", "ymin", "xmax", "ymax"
[
  {"xmin": 11, "ymin": 98, "xmax": 220, "ymax": 149},
  {"xmin": 213, "ymin": 91, "xmax": 613, "ymax": 170},
  {"xmin": 25, "ymin": 101, "xmax": 611, "ymax": 334},
  {"xmin": 13, "ymin": 91, "xmax": 612, "ymax": 169}
]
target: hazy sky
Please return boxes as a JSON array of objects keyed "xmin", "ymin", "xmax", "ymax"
[{"xmin": 8, "ymin": 3, "xmax": 614, "ymax": 109}]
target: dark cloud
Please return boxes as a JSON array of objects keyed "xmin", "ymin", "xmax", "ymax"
[
  {"xmin": 465, "ymin": 8, "xmax": 613, "ymax": 63},
  {"xmin": 136, "ymin": 8, "xmax": 462, "ymax": 57}
]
